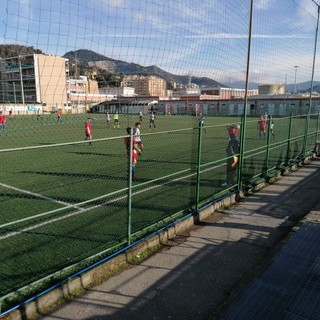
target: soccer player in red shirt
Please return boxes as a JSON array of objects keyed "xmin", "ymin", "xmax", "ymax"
[
  {"xmin": 85, "ymin": 118, "xmax": 92, "ymax": 145},
  {"xmin": 124, "ymin": 127, "xmax": 141, "ymax": 181},
  {"xmin": 257, "ymin": 115, "xmax": 267, "ymax": 138},
  {"xmin": 57, "ymin": 109, "xmax": 62, "ymax": 123},
  {"xmin": 0, "ymin": 111, "xmax": 6, "ymax": 130}
]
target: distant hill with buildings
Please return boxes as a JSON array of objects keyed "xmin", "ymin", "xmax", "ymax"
[
  {"xmin": 228, "ymin": 80, "xmax": 260, "ymax": 90},
  {"xmin": 231, "ymin": 80, "xmax": 320, "ymax": 93},
  {"xmin": 285, "ymin": 81, "xmax": 320, "ymax": 93},
  {"xmin": 2, "ymin": 45, "xmax": 319, "ymax": 93},
  {"xmin": 63, "ymin": 49, "xmax": 225, "ymax": 88}
]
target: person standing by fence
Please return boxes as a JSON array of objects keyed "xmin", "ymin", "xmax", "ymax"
[{"xmin": 222, "ymin": 124, "xmax": 240, "ymax": 188}]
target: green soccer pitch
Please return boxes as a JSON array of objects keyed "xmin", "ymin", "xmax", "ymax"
[{"xmin": 0, "ymin": 112, "xmax": 315, "ymax": 309}]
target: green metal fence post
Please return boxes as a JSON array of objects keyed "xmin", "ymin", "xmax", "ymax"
[
  {"xmin": 286, "ymin": 113, "xmax": 293, "ymax": 164},
  {"xmin": 265, "ymin": 115, "xmax": 271, "ymax": 175},
  {"xmin": 238, "ymin": 0, "xmax": 254, "ymax": 189},
  {"xmin": 195, "ymin": 120, "xmax": 203, "ymax": 211},
  {"xmin": 237, "ymin": 116, "xmax": 245, "ymax": 187},
  {"xmin": 303, "ymin": 111, "xmax": 311, "ymax": 157},
  {"xmin": 127, "ymin": 127, "xmax": 133, "ymax": 245},
  {"xmin": 316, "ymin": 111, "xmax": 320, "ymax": 142},
  {"xmin": 303, "ymin": 4, "xmax": 320, "ymax": 156}
]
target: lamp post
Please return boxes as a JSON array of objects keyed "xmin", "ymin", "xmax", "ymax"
[{"xmin": 293, "ymin": 65, "xmax": 299, "ymax": 94}]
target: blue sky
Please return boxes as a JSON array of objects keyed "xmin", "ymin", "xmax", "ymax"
[{"xmin": 1, "ymin": 0, "xmax": 320, "ymax": 86}]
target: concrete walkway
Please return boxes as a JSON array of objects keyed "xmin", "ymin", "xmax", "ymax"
[{"xmin": 40, "ymin": 159, "xmax": 320, "ymax": 320}]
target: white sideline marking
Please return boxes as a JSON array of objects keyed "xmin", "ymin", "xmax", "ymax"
[{"xmin": 0, "ymin": 182, "xmax": 75, "ymax": 206}]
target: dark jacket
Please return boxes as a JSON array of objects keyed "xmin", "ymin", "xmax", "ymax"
[
  {"xmin": 226, "ymin": 134, "xmax": 240, "ymax": 169},
  {"xmin": 226, "ymin": 134, "xmax": 239, "ymax": 156}
]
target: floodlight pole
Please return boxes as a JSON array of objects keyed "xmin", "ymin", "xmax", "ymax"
[
  {"xmin": 293, "ymin": 66, "xmax": 299, "ymax": 94},
  {"xmin": 238, "ymin": 0, "xmax": 254, "ymax": 189},
  {"xmin": 303, "ymin": 2, "xmax": 320, "ymax": 156}
]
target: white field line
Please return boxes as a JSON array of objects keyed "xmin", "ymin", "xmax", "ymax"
[
  {"xmin": 0, "ymin": 182, "xmax": 77, "ymax": 207},
  {"xmin": 0, "ymin": 163, "xmax": 221, "ymax": 241}
]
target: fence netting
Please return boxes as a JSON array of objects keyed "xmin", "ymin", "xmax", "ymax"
[{"xmin": 1, "ymin": 0, "xmax": 320, "ymax": 314}]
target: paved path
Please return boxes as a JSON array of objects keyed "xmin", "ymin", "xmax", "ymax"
[{"xmin": 41, "ymin": 159, "xmax": 320, "ymax": 320}]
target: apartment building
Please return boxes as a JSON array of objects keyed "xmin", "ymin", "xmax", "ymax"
[
  {"xmin": 99, "ymin": 86, "xmax": 135, "ymax": 97},
  {"xmin": 67, "ymin": 76, "xmax": 109, "ymax": 106},
  {"xmin": 258, "ymin": 84, "xmax": 285, "ymax": 95},
  {"xmin": 122, "ymin": 75, "xmax": 166, "ymax": 96},
  {"xmin": 0, "ymin": 54, "xmax": 68, "ymax": 110},
  {"xmin": 201, "ymin": 87, "xmax": 259, "ymax": 99}
]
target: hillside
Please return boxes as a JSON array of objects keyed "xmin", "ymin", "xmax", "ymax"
[
  {"xmin": 0, "ymin": 44, "xmax": 44, "ymax": 58},
  {"xmin": 63, "ymin": 49, "xmax": 225, "ymax": 87}
]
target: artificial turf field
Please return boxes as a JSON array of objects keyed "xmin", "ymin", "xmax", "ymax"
[{"xmin": 0, "ymin": 112, "xmax": 316, "ymax": 304}]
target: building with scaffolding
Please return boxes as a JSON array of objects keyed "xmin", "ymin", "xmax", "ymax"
[{"xmin": 0, "ymin": 54, "xmax": 68, "ymax": 111}]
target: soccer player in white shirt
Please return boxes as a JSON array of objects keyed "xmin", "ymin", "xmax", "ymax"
[
  {"xmin": 149, "ymin": 112, "xmax": 156, "ymax": 130},
  {"xmin": 133, "ymin": 122, "xmax": 144, "ymax": 155}
]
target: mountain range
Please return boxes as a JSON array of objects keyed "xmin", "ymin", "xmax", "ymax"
[
  {"xmin": 63, "ymin": 50, "xmax": 320, "ymax": 92},
  {"xmin": 230, "ymin": 80, "xmax": 320, "ymax": 92},
  {"xmin": 63, "ymin": 49, "xmax": 225, "ymax": 88}
]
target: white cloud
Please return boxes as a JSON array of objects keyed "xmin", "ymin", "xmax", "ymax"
[
  {"xmin": 101, "ymin": 0, "xmax": 125, "ymax": 7},
  {"xmin": 295, "ymin": 0, "xmax": 318, "ymax": 31},
  {"xmin": 2, "ymin": 0, "xmax": 320, "ymax": 85},
  {"xmin": 185, "ymin": 33, "xmax": 309, "ymax": 39},
  {"xmin": 254, "ymin": 0, "xmax": 271, "ymax": 10}
]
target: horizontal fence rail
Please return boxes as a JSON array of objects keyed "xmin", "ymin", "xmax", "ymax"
[{"xmin": 1, "ymin": 0, "xmax": 320, "ymax": 316}]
